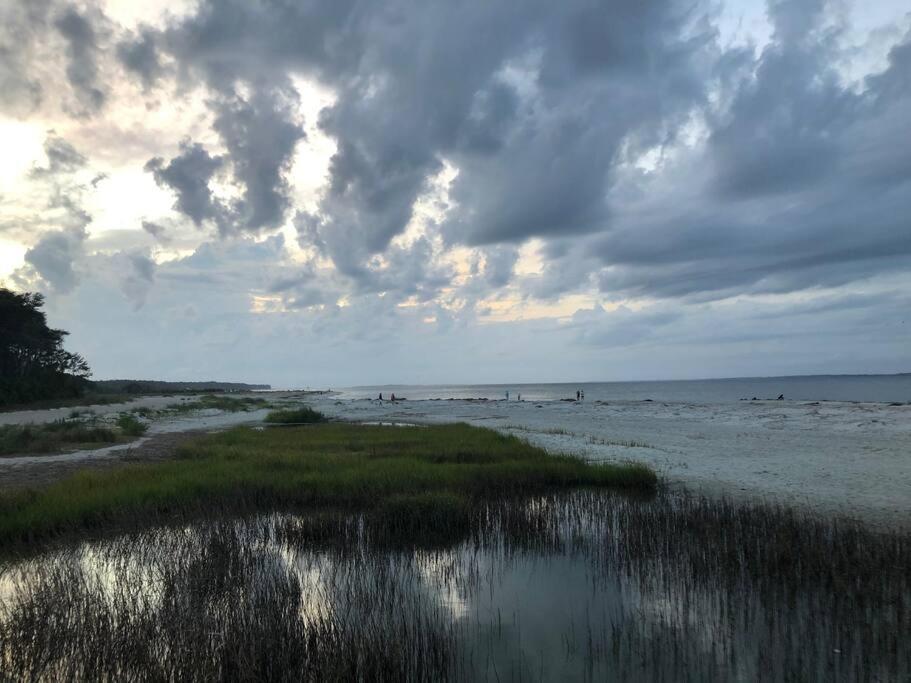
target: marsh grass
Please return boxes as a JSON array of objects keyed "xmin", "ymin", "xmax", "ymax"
[
  {"xmin": 1, "ymin": 492, "xmax": 907, "ymax": 681},
  {"xmin": 264, "ymin": 406, "xmax": 327, "ymax": 424},
  {"xmin": 0, "ymin": 423, "xmax": 656, "ymax": 543},
  {"xmin": 0, "ymin": 420, "xmax": 119, "ymax": 457}
]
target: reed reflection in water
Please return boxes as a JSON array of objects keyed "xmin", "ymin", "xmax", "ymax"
[{"xmin": 1, "ymin": 491, "xmax": 908, "ymax": 681}]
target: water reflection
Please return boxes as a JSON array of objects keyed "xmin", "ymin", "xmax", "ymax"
[{"xmin": 1, "ymin": 491, "xmax": 908, "ymax": 681}]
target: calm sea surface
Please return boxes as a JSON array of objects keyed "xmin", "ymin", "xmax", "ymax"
[{"xmin": 336, "ymin": 374, "xmax": 911, "ymax": 403}]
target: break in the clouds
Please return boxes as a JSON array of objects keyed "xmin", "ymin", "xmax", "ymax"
[{"xmin": 0, "ymin": 0, "xmax": 909, "ymax": 385}]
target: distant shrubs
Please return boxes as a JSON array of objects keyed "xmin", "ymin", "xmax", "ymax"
[
  {"xmin": 264, "ymin": 407, "xmax": 327, "ymax": 424},
  {"xmin": 116, "ymin": 413, "xmax": 148, "ymax": 437}
]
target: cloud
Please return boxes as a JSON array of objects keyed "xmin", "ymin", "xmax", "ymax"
[
  {"xmin": 54, "ymin": 6, "xmax": 107, "ymax": 114},
  {"xmin": 116, "ymin": 29, "xmax": 163, "ymax": 89},
  {"xmin": 2, "ymin": 0, "xmax": 910, "ymax": 382},
  {"xmin": 22, "ymin": 226, "xmax": 87, "ymax": 293},
  {"xmin": 211, "ymin": 85, "xmax": 306, "ymax": 231},
  {"xmin": 30, "ymin": 134, "xmax": 87, "ymax": 177},
  {"xmin": 141, "ymin": 220, "xmax": 169, "ymax": 243},
  {"xmin": 145, "ymin": 141, "xmax": 226, "ymax": 229},
  {"xmin": 0, "ymin": 0, "xmax": 52, "ymax": 116}
]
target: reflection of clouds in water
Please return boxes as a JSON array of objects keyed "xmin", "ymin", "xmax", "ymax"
[
  {"xmin": 278, "ymin": 549, "xmax": 334, "ymax": 623},
  {"xmin": 414, "ymin": 550, "xmax": 469, "ymax": 620}
]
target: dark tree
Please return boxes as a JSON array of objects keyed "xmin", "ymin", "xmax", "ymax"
[{"xmin": 0, "ymin": 287, "xmax": 91, "ymax": 406}]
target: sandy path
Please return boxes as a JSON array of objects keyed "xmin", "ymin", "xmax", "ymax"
[
  {"xmin": 311, "ymin": 396, "xmax": 911, "ymax": 530},
  {"xmin": 0, "ymin": 405, "xmax": 273, "ymax": 491}
]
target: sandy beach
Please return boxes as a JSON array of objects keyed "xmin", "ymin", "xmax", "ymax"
[{"xmin": 311, "ymin": 395, "xmax": 911, "ymax": 529}]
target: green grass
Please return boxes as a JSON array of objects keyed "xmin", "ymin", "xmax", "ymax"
[
  {"xmin": 0, "ymin": 422, "xmax": 657, "ymax": 543},
  {"xmin": 264, "ymin": 406, "xmax": 327, "ymax": 424},
  {"xmin": 0, "ymin": 421, "xmax": 120, "ymax": 457}
]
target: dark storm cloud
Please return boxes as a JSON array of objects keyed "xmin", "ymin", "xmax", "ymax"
[
  {"xmin": 116, "ymin": 29, "xmax": 163, "ymax": 89},
  {"xmin": 132, "ymin": 0, "xmax": 717, "ymax": 276},
  {"xmin": 54, "ymin": 6, "xmax": 107, "ymax": 114},
  {"xmin": 14, "ymin": 0, "xmax": 908, "ymax": 313},
  {"xmin": 212, "ymin": 86, "xmax": 306, "ymax": 231},
  {"xmin": 145, "ymin": 142, "xmax": 226, "ymax": 230},
  {"xmin": 581, "ymin": 10, "xmax": 911, "ymax": 302}
]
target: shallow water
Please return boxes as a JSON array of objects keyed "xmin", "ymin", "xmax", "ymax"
[
  {"xmin": 1, "ymin": 492, "xmax": 908, "ymax": 681},
  {"xmin": 338, "ymin": 374, "xmax": 911, "ymax": 403}
]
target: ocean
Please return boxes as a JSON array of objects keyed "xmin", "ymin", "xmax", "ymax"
[{"xmin": 335, "ymin": 374, "xmax": 911, "ymax": 404}]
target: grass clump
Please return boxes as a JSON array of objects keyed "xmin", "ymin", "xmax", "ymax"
[
  {"xmin": 264, "ymin": 406, "xmax": 327, "ymax": 424},
  {"xmin": 0, "ymin": 421, "xmax": 119, "ymax": 457},
  {"xmin": 116, "ymin": 413, "xmax": 148, "ymax": 437},
  {"xmin": 0, "ymin": 422, "xmax": 657, "ymax": 542}
]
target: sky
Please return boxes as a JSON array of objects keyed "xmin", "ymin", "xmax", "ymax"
[{"xmin": 0, "ymin": 0, "xmax": 909, "ymax": 388}]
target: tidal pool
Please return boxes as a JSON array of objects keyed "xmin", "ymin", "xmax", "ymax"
[{"xmin": 1, "ymin": 491, "xmax": 908, "ymax": 681}]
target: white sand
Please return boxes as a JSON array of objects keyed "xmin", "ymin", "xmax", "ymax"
[
  {"xmin": 0, "ymin": 395, "xmax": 201, "ymax": 426},
  {"xmin": 311, "ymin": 396, "xmax": 911, "ymax": 529}
]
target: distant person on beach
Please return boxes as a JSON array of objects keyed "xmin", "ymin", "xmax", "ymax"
[
  {"xmin": 517, "ymin": 393, "xmax": 521, "ymax": 401},
  {"xmin": 576, "ymin": 390, "xmax": 580, "ymax": 401},
  {"xmin": 378, "ymin": 392, "xmax": 383, "ymax": 401},
  {"xmin": 505, "ymin": 391, "xmax": 509, "ymax": 401},
  {"xmin": 391, "ymin": 393, "xmax": 396, "ymax": 401},
  {"xmin": 581, "ymin": 389, "xmax": 585, "ymax": 401}
]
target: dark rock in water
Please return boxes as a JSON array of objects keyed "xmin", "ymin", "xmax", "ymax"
[
  {"xmin": 751, "ymin": 397, "xmax": 757, "ymax": 401},
  {"xmin": 642, "ymin": 399, "xmax": 653, "ymax": 402},
  {"xmin": 889, "ymin": 401, "xmax": 904, "ymax": 406},
  {"xmin": 777, "ymin": 394, "xmax": 784, "ymax": 400},
  {"xmin": 560, "ymin": 398, "xmax": 575, "ymax": 402}
]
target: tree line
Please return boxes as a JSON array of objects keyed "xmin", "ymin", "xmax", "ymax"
[{"xmin": 0, "ymin": 287, "xmax": 91, "ymax": 406}]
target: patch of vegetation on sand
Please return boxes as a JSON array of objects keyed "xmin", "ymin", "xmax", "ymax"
[
  {"xmin": 264, "ymin": 406, "xmax": 327, "ymax": 424},
  {"xmin": 168, "ymin": 394, "xmax": 270, "ymax": 413},
  {"xmin": 0, "ymin": 422, "xmax": 656, "ymax": 542},
  {"xmin": 115, "ymin": 413, "xmax": 148, "ymax": 437},
  {"xmin": 0, "ymin": 421, "xmax": 120, "ymax": 457}
]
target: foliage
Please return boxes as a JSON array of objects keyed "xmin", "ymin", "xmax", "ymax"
[{"xmin": 0, "ymin": 288, "xmax": 91, "ymax": 406}]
